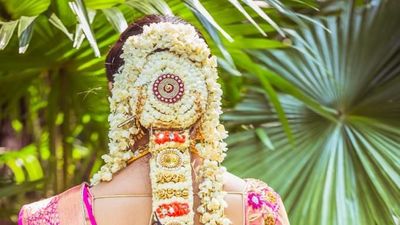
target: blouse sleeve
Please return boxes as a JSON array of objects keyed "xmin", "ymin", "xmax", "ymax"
[
  {"xmin": 18, "ymin": 196, "xmax": 60, "ymax": 225},
  {"xmin": 18, "ymin": 183, "xmax": 96, "ymax": 225},
  {"xmin": 245, "ymin": 179, "xmax": 290, "ymax": 225}
]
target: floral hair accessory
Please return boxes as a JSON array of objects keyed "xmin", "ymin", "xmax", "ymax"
[{"xmin": 91, "ymin": 16, "xmax": 230, "ymax": 225}]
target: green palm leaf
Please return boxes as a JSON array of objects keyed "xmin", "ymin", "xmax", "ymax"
[
  {"xmin": 0, "ymin": 145, "xmax": 44, "ymax": 185},
  {"xmin": 0, "ymin": 0, "xmax": 315, "ymax": 55},
  {"xmin": 224, "ymin": 1, "xmax": 400, "ymax": 225}
]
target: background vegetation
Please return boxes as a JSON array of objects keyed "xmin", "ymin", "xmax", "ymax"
[{"xmin": 0, "ymin": 0, "xmax": 399, "ymax": 225}]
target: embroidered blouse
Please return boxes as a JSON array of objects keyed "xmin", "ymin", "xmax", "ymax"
[{"xmin": 18, "ymin": 180, "xmax": 289, "ymax": 225}]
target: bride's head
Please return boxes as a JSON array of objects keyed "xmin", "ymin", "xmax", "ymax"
[
  {"xmin": 92, "ymin": 15, "xmax": 230, "ymax": 225},
  {"xmin": 106, "ymin": 15, "xmax": 216, "ymax": 130}
]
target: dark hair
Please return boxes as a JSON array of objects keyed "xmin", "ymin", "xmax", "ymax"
[{"xmin": 105, "ymin": 15, "xmax": 206, "ymax": 82}]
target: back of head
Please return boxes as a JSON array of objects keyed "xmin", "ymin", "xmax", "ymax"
[{"xmin": 93, "ymin": 15, "xmax": 230, "ymax": 225}]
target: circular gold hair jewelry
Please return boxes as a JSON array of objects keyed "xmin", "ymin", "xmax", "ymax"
[
  {"xmin": 156, "ymin": 149, "xmax": 183, "ymax": 170},
  {"xmin": 126, "ymin": 144, "xmax": 201, "ymax": 165},
  {"xmin": 153, "ymin": 74, "xmax": 184, "ymax": 104}
]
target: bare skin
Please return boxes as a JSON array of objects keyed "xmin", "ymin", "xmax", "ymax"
[
  {"xmin": 91, "ymin": 153, "xmax": 247, "ymax": 225},
  {"xmin": 90, "ymin": 114, "xmax": 247, "ymax": 224}
]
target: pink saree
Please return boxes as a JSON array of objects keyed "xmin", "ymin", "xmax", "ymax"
[
  {"xmin": 18, "ymin": 180, "xmax": 288, "ymax": 225},
  {"xmin": 18, "ymin": 183, "xmax": 96, "ymax": 225}
]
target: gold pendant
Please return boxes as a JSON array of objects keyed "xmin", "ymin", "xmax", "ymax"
[{"xmin": 156, "ymin": 149, "xmax": 183, "ymax": 170}]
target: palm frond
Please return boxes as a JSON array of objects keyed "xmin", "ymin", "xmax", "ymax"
[
  {"xmin": 0, "ymin": 0, "xmax": 316, "ymax": 56},
  {"xmin": 224, "ymin": 1, "xmax": 400, "ymax": 225}
]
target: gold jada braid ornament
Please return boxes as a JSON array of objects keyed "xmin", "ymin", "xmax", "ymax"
[{"xmin": 149, "ymin": 129, "xmax": 194, "ymax": 225}]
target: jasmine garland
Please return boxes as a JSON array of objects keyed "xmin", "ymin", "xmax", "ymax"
[{"xmin": 91, "ymin": 22, "xmax": 230, "ymax": 225}]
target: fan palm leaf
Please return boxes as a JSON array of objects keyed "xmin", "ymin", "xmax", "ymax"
[{"xmin": 224, "ymin": 1, "xmax": 400, "ymax": 225}]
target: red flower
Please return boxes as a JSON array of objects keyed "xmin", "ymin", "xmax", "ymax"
[{"xmin": 156, "ymin": 202, "xmax": 190, "ymax": 218}]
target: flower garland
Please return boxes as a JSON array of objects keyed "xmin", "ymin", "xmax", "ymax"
[
  {"xmin": 91, "ymin": 22, "xmax": 230, "ymax": 225},
  {"xmin": 149, "ymin": 129, "xmax": 195, "ymax": 225}
]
